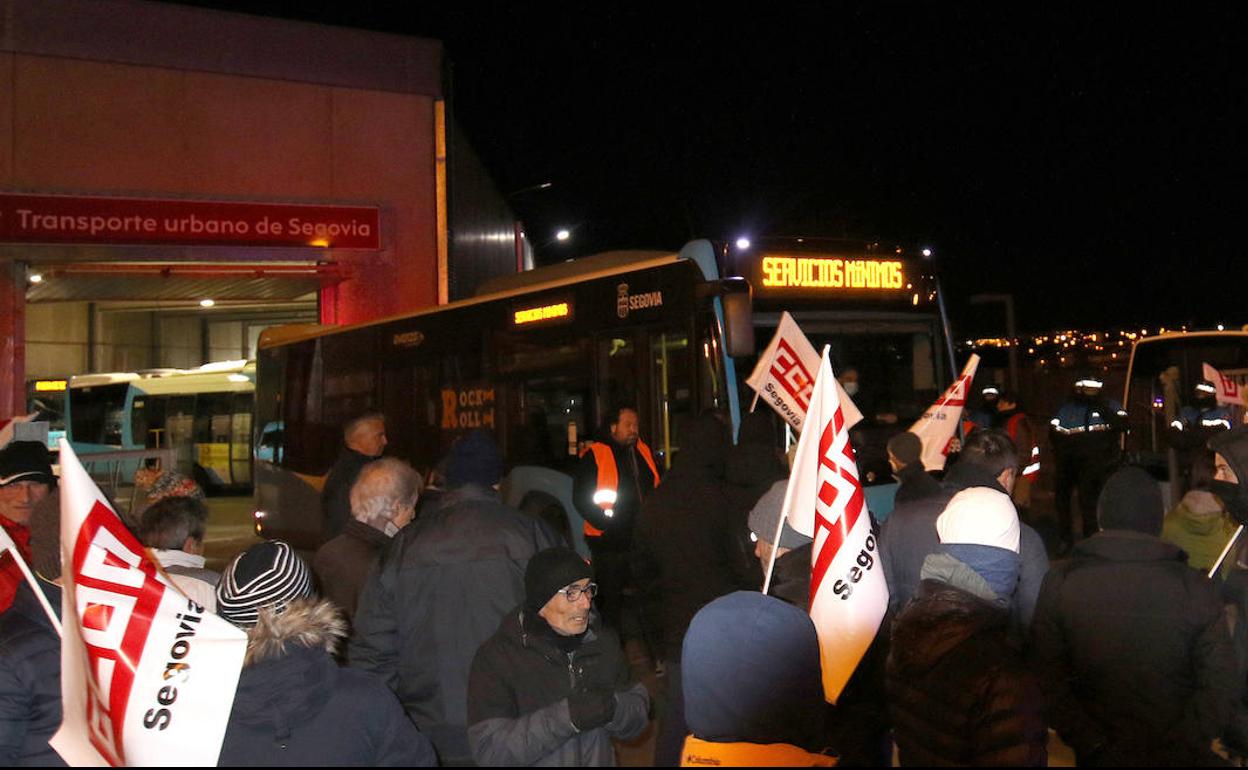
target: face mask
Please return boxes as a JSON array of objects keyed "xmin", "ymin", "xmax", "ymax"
[
  {"xmin": 1210, "ymin": 480, "xmax": 1248, "ymax": 525},
  {"xmin": 843, "ymin": 381, "xmax": 859, "ymax": 397},
  {"xmin": 383, "ymin": 520, "xmax": 401, "ymax": 538}
]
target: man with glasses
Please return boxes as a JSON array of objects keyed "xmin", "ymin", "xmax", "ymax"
[{"xmin": 467, "ymin": 547, "xmax": 649, "ymax": 767}]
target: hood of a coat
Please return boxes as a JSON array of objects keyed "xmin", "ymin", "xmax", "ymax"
[
  {"xmin": 1073, "ymin": 530, "xmax": 1188, "ymax": 564},
  {"xmin": 683, "ymin": 591, "xmax": 824, "ymax": 749},
  {"xmin": 243, "ymin": 597, "xmax": 346, "ymax": 666},
  {"xmin": 889, "ymin": 581, "xmax": 1009, "ymax": 678},
  {"xmin": 230, "ymin": 599, "xmax": 346, "ymax": 731},
  {"xmin": 1172, "ymin": 490, "xmax": 1229, "ymax": 536}
]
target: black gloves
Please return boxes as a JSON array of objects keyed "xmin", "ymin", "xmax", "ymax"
[{"xmin": 568, "ymin": 688, "xmax": 617, "ymax": 731}]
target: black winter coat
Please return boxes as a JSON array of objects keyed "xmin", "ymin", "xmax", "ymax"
[
  {"xmin": 349, "ymin": 484, "xmax": 562, "ymax": 766},
  {"xmin": 219, "ymin": 598, "xmax": 435, "ymax": 766},
  {"xmin": 1031, "ymin": 531, "xmax": 1237, "ymax": 766},
  {"xmin": 572, "ymin": 437, "xmax": 657, "ymax": 550},
  {"xmin": 879, "ymin": 462, "xmax": 1049, "ymax": 629},
  {"xmin": 0, "ymin": 581, "xmax": 63, "ymax": 767},
  {"xmin": 893, "ymin": 462, "xmax": 942, "ymax": 506},
  {"xmin": 321, "ymin": 448, "xmax": 378, "ymax": 539},
  {"xmin": 467, "ymin": 608, "xmax": 649, "ymax": 766},
  {"xmin": 632, "ymin": 414, "xmax": 755, "ymax": 658},
  {"xmin": 888, "ymin": 580, "xmax": 1047, "ymax": 766}
]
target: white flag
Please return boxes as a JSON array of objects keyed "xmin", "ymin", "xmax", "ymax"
[
  {"xmin": 50, "ymin": 440, "xmax": 246, "ymax": 767},
  {"xmin": 908, "ymin": 354, "xmax": 981, "ymax": 472},
  {"xmin": 781, "ymin": 348, "xmax": 887, "ymax": 703},
  {"xmin": 1203, "ymin": 362, "xmax": 1245, "ymax": 406},
  {"xmin": 746, "ymin": 311, "xmax": 863, "ymax": 431}
]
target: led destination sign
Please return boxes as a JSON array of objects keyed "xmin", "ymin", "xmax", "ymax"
[
  {"xmin": 513, "ymin": 299, "xmax": 573, "ymax": 326},
  {"xmin": 760, "ymin": 255, "xmax": 907, "ymax": 291}
]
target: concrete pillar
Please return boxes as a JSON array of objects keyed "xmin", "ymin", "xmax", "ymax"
[{"xmin": 0, "ymin": 263, "xmax": 26, "ymax": 420}]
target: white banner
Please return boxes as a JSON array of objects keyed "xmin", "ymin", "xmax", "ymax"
[
  {"xmin": 746, "ymin": 311, "xmax": 863, "ymax": 432},
  {"xmin": 1204, "ymin": 362, "xmax": 1246, "ymax": 407},
  {"xmin": 50, "ymin": 440, "xmax": 246, "ymax": 767},
  {"xmin": 908, "ymin": 354, "xmax": 981, "ymax": 472},
  {"xmin": 781, "ymin": 348, "xmax": 887, "ymax": 704}
]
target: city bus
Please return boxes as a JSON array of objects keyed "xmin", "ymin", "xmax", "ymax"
[
  {"xmin": 66, "ymin": 360, "xmax": 256, "ymax": 490},
  {"xmin": 253, "ymin": 238, "xmax": 953, "ymax": 550},
  {"xmin": 727, "ymin": 238, "xmax": 952, "ymax": 483},
  {"xmin": 1123, "ymin": 330, "xmax": 1248, "ymax": 505}
]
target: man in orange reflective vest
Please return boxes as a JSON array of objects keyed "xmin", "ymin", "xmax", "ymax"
[
  {"xmin": 572, "ymin": 405, "xmax": 660, "ymax": 636},
  {"xmin": 997, "ymin": 390, "xmax": 1040, "ymax": 511}
]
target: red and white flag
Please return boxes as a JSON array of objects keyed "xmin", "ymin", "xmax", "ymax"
[
  {"xmin": 50, "ymin": 440, "xmax": 246, "ymax": 767},
  {"xmin": 746, "ymin": 311, "xmax": 863, "ymax": 432},
  {"xmin": 1203, "ymin": 362, "xmax": 1245, "ymax": 407},
  {"xmin": 779, "ymin": 348, "xmax": 887, "ymax": 703},
  {"xmin": 908, "ymin": 354, "xmax": 981, "ymax": 471}
]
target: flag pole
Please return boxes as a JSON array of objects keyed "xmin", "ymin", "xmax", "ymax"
[
  {"xmin": 0, "ymin": 536, "xmax": 62, "ymax": 636},
  {"xmin": 761, "ymin": 486, "xmax": 789, "ymax": 595},
  {"xmin": 1210, "ymin": 524, "xmax": 1244, "ymax": 579}
]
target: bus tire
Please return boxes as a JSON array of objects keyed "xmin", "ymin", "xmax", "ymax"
[{"xmin": 519, "ymin": 492, "xmax": 572, "ymax": 547}]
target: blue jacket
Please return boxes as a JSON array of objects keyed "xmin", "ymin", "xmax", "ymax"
[{"xmin": 0, "ymin": 580, "xmax": 64, "ymax": 767}]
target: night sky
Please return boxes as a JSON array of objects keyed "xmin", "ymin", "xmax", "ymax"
[{"xmin": 172, "ymin": 2, "xmax": 1245, "ymax": 334}]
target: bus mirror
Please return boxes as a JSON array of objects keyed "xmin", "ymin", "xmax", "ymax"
[{"xmin": 720, "ymin": 278, "xmax": 754, "ymax": 357}]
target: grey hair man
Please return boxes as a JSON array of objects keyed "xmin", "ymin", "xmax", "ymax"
[
  {"xmin": 139, "ymin": 495, "xmax": 220, "ymax": 611},
  {"xmin": 313, "ymin": 457, "xmax": 420, "ymax": 622},
  {"xmin": 321, "ymin": 412, "xmax": 388, "ymax": 539}
]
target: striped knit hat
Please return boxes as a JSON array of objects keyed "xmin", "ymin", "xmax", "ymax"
[{"xmin": 216, "ymin": 541, "xmax": 313, "ymax": 628}]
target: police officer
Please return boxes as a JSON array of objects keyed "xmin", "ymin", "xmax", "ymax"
[
  {"xmin": 1050, "ymin": 374, "xmax": 1126, "ymax": 550},
  {"xmin": 572, "ymin": 405, "xmax": 660, "ymax": 635},
  {"xmin": 1165, "ymin": 380, "xmax": 1233, "ymax": 493},
  {"xmin": 968, "ymin": 384, "xmax": 1001, "ymax": 432}
]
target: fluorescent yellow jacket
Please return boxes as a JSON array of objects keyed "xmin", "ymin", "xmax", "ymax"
[{"xmin": 680, "ymin": 735, "xmax": 837, "ymax": 767}]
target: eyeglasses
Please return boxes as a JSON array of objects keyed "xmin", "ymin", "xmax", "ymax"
[{"xmin": 562, "ymin": 582, "xmax": 598, "ymax": 602}]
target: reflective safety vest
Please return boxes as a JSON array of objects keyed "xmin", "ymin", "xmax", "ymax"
[
  {"xmin": 1005, "ymin": 412, "xmax": 1041, "ymax": 481},
  {"xmin": 680, "ymin": 735, "xmax": 837, "ymax": 767},
  {"xmin": 579, "ymin": 439, "xmax": 660, "ymax": 537},
  {"xmin": 1173, "ymin": 405, "xmax": 1233, "ymax": 433}
]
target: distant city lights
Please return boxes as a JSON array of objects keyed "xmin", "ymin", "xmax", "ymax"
[{"xmin": 962, "ymin": 325, "xmax": 1240, "ymax": 368}]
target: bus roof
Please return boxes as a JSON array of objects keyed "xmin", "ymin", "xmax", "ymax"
[
  {"xmin": 69, "ymin": 360, "xmax": 254, "ymax": 390},
  {"xmin": 259, "ymin": 249, "xmax": 694, "ymax": 350},
  {"xmin": 1131, "ymin": 329, "xmax": 1248, "ymax": 347}
]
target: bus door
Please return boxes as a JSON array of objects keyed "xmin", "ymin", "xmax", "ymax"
[
  {"xmin": 595, "ymin": 321, "xmax": 701, "ymax": 471},
  {"xmin": 231, "ymin": 392, "xmax": 253, "ymax": 486},
  {"xmin": 495, "ymin": 330, "xmax": 592, "ymax": 471}
]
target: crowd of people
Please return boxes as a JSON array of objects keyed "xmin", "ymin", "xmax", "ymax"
[{"xmin": 3, "ymin": 392, "xmax": 1248, "ymax": 766}]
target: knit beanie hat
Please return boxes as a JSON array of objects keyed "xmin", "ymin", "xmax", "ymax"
[
  {"xmin": 524, "ymin": 547, "xmax": 592, "ymax": 613},
  {"xmin": 0, "ymin": 441, "xmax": 55, "ymax": 487},
  {"xmin": 748, "ymin": 479, "xmax": 812, "ymax": 550},
  {"xmin": 936, "ymin": 487, "xmax": 1020, "ymax": 553},
  {"xmin": 216, "ymin": 541, "xmax": 313, "ymax": 628},
  {"xmin": 1097, "ymin": 466, "xmax": 1163, "ymax": 535},
  {"xmin": 887, "ymin": 431, "xmax": 923, "ymax": 467},
  {"xmin": 145, "ymin": 471, "xmax": 206, "ymax": 505},
  {"xmin": 445, "ymin": 430, "xmax": 505, "ymax": 489}
]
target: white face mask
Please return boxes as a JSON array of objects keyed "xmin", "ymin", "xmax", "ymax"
[
  {"xmin": 843, "ymin": 381, "xmax": 860, "ymax": 397},
  {"xmin": 383, "ymin": 520, "xmax": 401, "ymax": 538}
]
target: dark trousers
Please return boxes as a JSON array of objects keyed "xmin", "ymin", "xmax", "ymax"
[
  {"xmin": 587, "ymin": 541, "xmax": 633, "ymax": 637},
  {"xmin": 1054, "ymin": 454, "xmax": 1113, "ymax": 542},
  {"xmin": 653, "ymin": 657, "xmax": 686, "ymax": 767}
]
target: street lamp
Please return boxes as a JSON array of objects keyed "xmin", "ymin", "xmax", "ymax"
[
  {"xmin": 555, "ymin": 229, "xmax": 571, "ymax": 242},
  {"xmin": 735, "ymin": 237, "xmax": 751, "ymax": 250}
]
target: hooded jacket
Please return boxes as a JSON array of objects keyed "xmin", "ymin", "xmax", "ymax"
[
  {"xmin": 1162, "ymin": 490, "xmax": 1237, "ymax": 572},
  {"xmin": 218, "ymin": 598, "xmax": 435, "ymax": 766},
  {"xmin": 1031, "ymin": 531, "xmax": 1237, "ymax": 765},
  {"xmin": 466, "ymin": 607, "xmax": 648, "ymax": 766},
  {"xmin": 633, "ymin": 413, "xmax": 755, "ymax": 658},
  {"xmin": 348, "ymin": 484, "xmax": 562, "ymax": 765},
  {"xmin": 0, "ymin": 580, "xmax": 63, "ymax": 767},
  {"xmin": 887, "ymin": 561, "xmax": 1047, "ymax": 766},
  {"xmin": 879, "ymin": 461, "xmax": 1049, "ymax": 629},
  {"xmin": 684, "ymin": 591, "xmax": 827, "ymax": 747}
]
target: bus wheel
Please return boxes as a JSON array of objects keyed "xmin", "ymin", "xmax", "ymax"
[{"xmin": 520, "ymin": 492, "xmax": 572, "ymax": 547}]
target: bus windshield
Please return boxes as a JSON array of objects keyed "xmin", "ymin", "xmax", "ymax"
[{"xmin": 69, "ymin": 382, "xmax": 130, "ymax": 446}]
